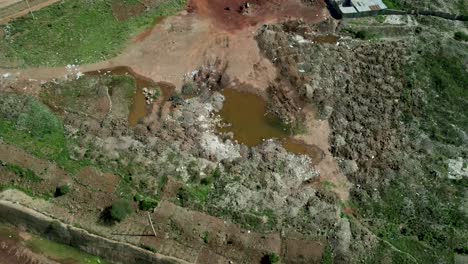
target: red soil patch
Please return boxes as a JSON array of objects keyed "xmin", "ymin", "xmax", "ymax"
[
  {"xmin": 112, "ymin": 1, "xmax": 146, "ymax": 21},
  {"xmin": 188, "ymin": 0, "xmax": 325, "ymax": 31},
  {"xmin": 283, "ymin": 239, "xmax": 325, "ymax": 262},
  {"xmin": 134, "ymin": 16, "xmax": 166, "ymax": 42},
  {"xmin": 343, "ymin": 207, "xmax": 355, "ymax": 217}
]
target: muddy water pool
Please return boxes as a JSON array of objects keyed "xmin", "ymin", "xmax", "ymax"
[
  {"xmin": 218, "ymin": 87, "xmax": 324, "ymax": 163},
  {"xmin": 218, "ymin": 87, "xmax": 288, "ymax": 146}
]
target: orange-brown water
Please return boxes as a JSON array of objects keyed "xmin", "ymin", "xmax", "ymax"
[
  {"xmin": 218, "ymin": 87, "xmax": 288, "ymax": 146},
  {"xmin": 282, "ymin": 138, "xmax": 324, "ymax": 165},
  {"xmin": 219, "ymin": 87, "xmax": 326, "ymax": 164}
]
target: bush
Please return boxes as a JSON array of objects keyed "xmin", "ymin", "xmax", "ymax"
[
  {"xmin": 454, "ymin": 31, "xmax": 468, "ymax": 42},
  {"xmin": 181, "ymin": 82, "xmax": 200, "ymax": 97},
  {"xmin": 138, "ymin": 197, "xmax": 158, "ymax": 211},
  {"xmin": 382, "ymin": 0, "xmax": 401, "ymax": 9},
  {"xmin": 5, "ymin": 163, "xmax": 42, "ymax": 183},
  {"xmin": 110, "ymin": 200, "xmax": 132, "ymax": 222},
  {"xmin": 261, "ymin": 253, "xmax": 280, "ymax": 264},
  {"xmin": 54, "ymin": 184, "xmax": 70, "ymax": 197}
]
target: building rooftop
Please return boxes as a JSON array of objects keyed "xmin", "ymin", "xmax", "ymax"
[
  {"xmin": 339, "ymin": 5, "xmax": 358, "ymax": 14},
  {"xmin": 352, "ymin": 0, "xmax": 387, "ymax": 12}
]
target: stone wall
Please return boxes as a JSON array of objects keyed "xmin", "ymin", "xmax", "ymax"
[{"xmin": 0, "ymin": 200, "xmax": 188, "ymax": 264}]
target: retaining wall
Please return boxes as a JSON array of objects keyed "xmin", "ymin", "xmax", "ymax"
[
  {"xmin": 340, "ymin": 7, "xmax": 468, "ymax": 21},
  {"xmin": 0, "ymin": 200, "xmax": 188, "ymax": 264}
]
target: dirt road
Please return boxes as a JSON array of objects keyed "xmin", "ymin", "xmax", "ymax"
[{"xmin": 0, "ymin": 0, "xmax": 327, "ymax": 93}]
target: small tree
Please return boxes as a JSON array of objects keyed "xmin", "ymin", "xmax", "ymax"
[
  {"xmin": 110, "ymin": 200, "xmax": 132, "ymax": 222},
  {"xmin": 267, "ymin": 253, "xmax": 280, "ymax": 264},
  {"xmin": 54, "ymin": 184, "xmax": 70, "ymax": 197}
]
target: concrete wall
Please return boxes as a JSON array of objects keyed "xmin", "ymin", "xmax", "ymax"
[
  {"xmin": 340, "ymin": 8, "xmax": 468, "ymax": 21},
  {"xmin": 0, "ymin": 200, "xmax": 188, "ymax": 264}
]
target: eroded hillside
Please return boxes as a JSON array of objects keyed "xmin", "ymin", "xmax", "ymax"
[{"xmin": 0, "ymin": 0, "xmax": 467, "ymax": 263}]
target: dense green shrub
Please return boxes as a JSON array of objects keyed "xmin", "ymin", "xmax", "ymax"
[
  {"xmin": 263, "ymin": 253, "xmax": 280, "ymax": 264},
  {"xmin": 54, "ymin": 184, "xmax": 70, "ymax": 197},
  {"xmin": 5, "ymin": 163, "xmax": 42, "ymax": 183},
  {"xmin": 454, "ymin": 31, "xmax": 468, "ymax": 42},
  {"xmin": 110, "ymin": 200, "xmax": 132, "ymax": 222}
]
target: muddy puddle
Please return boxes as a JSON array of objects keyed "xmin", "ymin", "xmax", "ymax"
[
  {"xmin": 85, "ymin": 66, "xmax": 174, "ymax": 126},
  {"xmin": 313, "ymin": 35, "xmax": 339, "ymax": 44},
  {"xmin": 218, "ymin": 87, "xmax": 324, "ymax": 164},
  {"xmin": 218, "ymin": 87, "xmax": 288, "ymax": 146},
  {"xmin": 282, "ymin": 138, "xmax": 324, "ymax": 165},
  {"xmin": 0, "ymin": 224, "xmax": 106, "ymax": 264}
]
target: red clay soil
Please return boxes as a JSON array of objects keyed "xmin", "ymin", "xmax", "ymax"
[
  {"xmin": 188, "ymin": 0, "xmax": 325, "ymax": 31},
  {"xmin": 112, "ymin": 1, "xmax": 146, "ymax": 21}
]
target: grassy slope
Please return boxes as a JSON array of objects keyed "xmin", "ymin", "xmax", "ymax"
[
  {"xmin": 382, "ymin": 0, "xmax": 467, "ymax": 14},
  {"xmin": 357, "ymin": 41, "xmax": 468, "ymax": 263},
  {"xmin": 0, "ymin": 0, "xmax": 187, "ymax": 67}
]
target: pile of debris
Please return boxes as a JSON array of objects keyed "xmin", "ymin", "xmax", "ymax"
[{"xmin": 142, "ymin": 87, "xmax": 158, "ymax": 104}]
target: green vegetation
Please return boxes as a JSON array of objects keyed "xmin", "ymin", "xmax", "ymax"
[
  {"xmin": 0, "ymin": 184, "xmax": 52, "ymax": 199},
  {"xmin": 0, "ymin": 95, "xmax": 66, "ymax": 159},
  {"xmin": 109, "ymin": 200, "xmax": 132, "ymax": 222},
  {"xmin": 265, "ymin": 253, "xmax": 281, "ymax": 264},
  {"xmin": 202, "ymin": 231, "xmax": 209, "ymax": 244},
  {"xmin": 365, "ymin": 240, "xmax": 416, "ymax": 264},
  {"xmin": 181, "ymin": 82, "xmax": 201, "ymax": 97},
  {"xmin": 0, "ymin": 94, "xmax": 91, "ymax": 174},
  {"xmin": 27, "ymin": 235, "xmax": 107, "ymax": 264},
  {"xmin": 355, "ymin": 45, "xmax": 468, "ymax": 263},
  {"xmin": 225, "ymin": 208, "xmax": 278, "ymax": 231},
  {"xmin": 54, "ymin": 184, "xmax": 71, "ymax": 197},
  {"xmin": 403, "ymin": 49, "xmax": 468, "ymax": 146},
  {"xmin": 176, "ymin": 166, "xmax": 223, "ymax": 209},
  {"xmin": 134, "ymin": 194, "xmax": 159, "ymax": 211},
  {"xmin": 322, "ymin": 244, "xmax": 333, "ymax": 264},
  {"xmin": 454, "ymin": 31, "xmax": 468, "ymax": 42},
  {"xmin": 4, "ymin": 163, "xmax": 42, "ymax": 183},
  {"xmin": 375, "ymin": 15, "xmax": 386, "ymax": 23},
  {"xmin": 177, "ymin": 184, "xmax": 211, "ymax": 208},
  {"xmin": 0, "ymin": 0, "xmax": 188, "ymax": 67},
  {"xmin": 382, "ymin": 0, "xmax": 401, "ymax": 9},
  {"xmin": 140, "ymin": 243, "xmax": 157, "ymax": 253}
]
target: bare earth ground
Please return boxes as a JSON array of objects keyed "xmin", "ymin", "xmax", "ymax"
[
  {"xmin": 0, "ymin": 1, "xmax": 357, "ymax": 263},
  {"xmin": 294, "ymin": 106, "xmax": 351, "ymax": 201},
  {"xmin": 0, "ymin": 0, "xmax": 327, "ymax": 93},
  {"xmin": 0, "ymin": 1, "xmax": 351, "ymax": 201}
]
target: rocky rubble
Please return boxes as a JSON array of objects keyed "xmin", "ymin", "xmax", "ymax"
[{"xmin": 142, "ymin": 87, "xmax": 158, "ymax": 105}]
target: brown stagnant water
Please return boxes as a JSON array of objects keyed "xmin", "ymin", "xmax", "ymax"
[
  {"xmin": 85, "ymin": 66, "xmax": 174, "ymax": 126},
  {"xmin": 282, "ymin": 138, "xmax": 325, "ymax": 165},
  {"xmin": 218, "ymin": 87, "xmax": 288, "ymax": 146},
  {"xmin": 218, "ymin": 87, "xmax": 324, "ymax": 164}
]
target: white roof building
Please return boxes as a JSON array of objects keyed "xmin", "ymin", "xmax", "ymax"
[{"xmin": 333, "ymin": 0, "xmax": 388, "ymax": 16}]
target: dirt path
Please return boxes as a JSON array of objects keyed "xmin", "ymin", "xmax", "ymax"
[
  {"xmin": 294, "ymin": 106, "xmax": 351, "ymax": 201},
  {"xmin": 0, "ymin": 0, "xmax": 62, "ymax": 24},
  {"xmin": 0, "ymin": 0, "xmax": 328, "ymax": 94}
]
